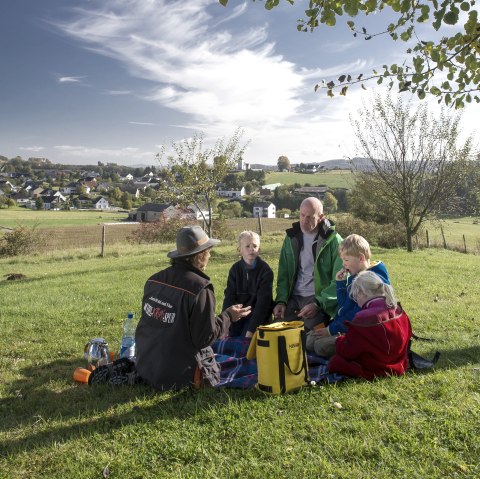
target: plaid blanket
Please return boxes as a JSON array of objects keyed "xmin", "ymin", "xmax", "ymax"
[{"xmin": 212, "ymin": 337, "xmax": 345, "ymax": 389}]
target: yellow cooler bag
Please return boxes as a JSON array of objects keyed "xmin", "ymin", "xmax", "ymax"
[{"xmin": 246, "ymin": 321, "xmax": 309, "ymax": 394}]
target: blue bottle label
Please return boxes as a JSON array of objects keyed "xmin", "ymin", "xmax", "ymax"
[{"xmin": 120, "ymin": 337, "xmax": 135, "ymax": 358}]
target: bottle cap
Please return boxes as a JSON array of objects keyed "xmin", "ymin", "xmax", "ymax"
[{"xmin": 128, "ymin": 312, "xmax": 134, "ymax": 319}]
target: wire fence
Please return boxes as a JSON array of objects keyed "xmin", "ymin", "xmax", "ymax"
[
  {"xmin": 415, "ymin": 228, "xmax": 480, "ymax": 254},
  {"xmin": 18, "ymin": 218, "xmax": 480, "ymax": 255},
  {"xmin": 40, "ymin": 223, "xmax": 140, "ymax": 253},
  {"xmin": 37, "ymin": 219, "xmax": 292, "ymax": 254}
]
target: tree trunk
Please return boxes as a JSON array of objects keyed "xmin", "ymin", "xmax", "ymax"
[
  {"xmin": 406, "ymin": 229, "xmax": 413, "ymax": 252},
  {"xmin": 206, "ymin": 205, "xmax": 213, "ymax": 237}
]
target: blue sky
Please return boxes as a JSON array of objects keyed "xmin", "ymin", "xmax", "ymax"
[{"xmin": 0, "ymin": 0, "xmax": 476, "ymax": 167}]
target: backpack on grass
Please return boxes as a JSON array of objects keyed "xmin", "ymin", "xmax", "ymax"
[{"xmin": 408, "ymin": 333, "xmax": 441, "ymax": 370}]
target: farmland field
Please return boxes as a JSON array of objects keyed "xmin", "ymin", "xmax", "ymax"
[
  {"xmin": 265, "ymin": 169, "xmax": 355, "ymax": 189},
  {"xmin": 424, "ymin": 217, "xmax": 480, "ymax": 251},
  {"xmin": 0, "ymin": 207, "xmax": 127, "ymax": 229}
]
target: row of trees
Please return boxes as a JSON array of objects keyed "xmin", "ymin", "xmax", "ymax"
[
  {"xmin": 153, "ymin": 96, "xmax": 477, "ymax": 252},
  {"xmin": 0, "ymin": 156, "xmax": 158, "ymax": 185}
]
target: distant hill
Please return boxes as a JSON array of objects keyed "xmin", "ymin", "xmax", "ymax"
[
  {"xmin": 305, "ymin": 157, "xmax": 373, "ymax": 171},
  {"xmin": 248, "ymin": 157, "xmax": 373, "ymax": 172},
  {"xmin": 248, "ymin": 163, "xmax": 277, "ymax": 171}
]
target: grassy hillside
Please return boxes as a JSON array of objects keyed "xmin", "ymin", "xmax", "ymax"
[
  {"xmin": 265, "ymin": 170, "xmax": 355, "ymax": 189},
  {"xmin": 0, "ymin": 238, "xmax": 479, "ymax": 478}
]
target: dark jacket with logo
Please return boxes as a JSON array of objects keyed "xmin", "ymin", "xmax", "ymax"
[{"xmin": 135, "ymin": 262, "xmax": 231, "ymax": 390}]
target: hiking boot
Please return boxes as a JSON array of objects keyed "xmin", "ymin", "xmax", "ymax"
[{"xmin": 88, "ymin": 358, "xmax": 137, "ymax": 386}]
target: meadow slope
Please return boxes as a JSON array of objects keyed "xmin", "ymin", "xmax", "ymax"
[{"xmin": 0, "ymin": 238, "xmax": 479, "ymax": 478}]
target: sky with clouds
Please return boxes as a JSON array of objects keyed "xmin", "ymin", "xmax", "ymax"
[{"xmin": 0, "ymin": 0, "xmax": 477, "ymax": 167}]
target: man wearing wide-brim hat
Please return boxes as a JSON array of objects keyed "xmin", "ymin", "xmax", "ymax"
[{"xmin": 135, "ymin": 225, "xmax": 251, "ymax": 390}]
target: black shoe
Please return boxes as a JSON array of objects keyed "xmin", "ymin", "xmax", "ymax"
[{"xmin": 88, "ymin": 358, "xmax": 137, "ymax": 386}]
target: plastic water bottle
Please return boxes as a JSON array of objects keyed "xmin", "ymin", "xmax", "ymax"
[{"xmin": 119, "ymin": 312, "xmax": 136, "ymax": 360}]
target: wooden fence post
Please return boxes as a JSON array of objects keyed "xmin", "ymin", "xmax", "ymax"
[
  {"xmin": 101, "ymin": 225, "xmax": 106, "ymax": 257},
  {"xmin": 257, "ymin": 215, "xmax": 263, "ymax": 236},
  {"xmin": 463, "ymin": 234, "xmax": 467, "ymax": 254},
  {"xmin": 426, "ymin": 230, "xmax": 430, "ymax": 248},
  {"xmin": 440, "ymin": 226, "xmax": 447, "ymax": 249}
]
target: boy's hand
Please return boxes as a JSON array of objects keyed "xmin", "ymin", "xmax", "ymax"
[{"xmin": 336, "ymin": 268, "xmax": 348, "ymax": 281}]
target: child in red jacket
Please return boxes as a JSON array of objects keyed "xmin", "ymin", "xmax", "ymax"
[{"xmin": 328, "ymin": 271, "xmax": 412, "ymax": 380}]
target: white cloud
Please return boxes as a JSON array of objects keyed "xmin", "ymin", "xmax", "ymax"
[
  {"xmin": 58, "ymin": 76, "xmax": 85, "ymax": 83},
  {"xmin": 104, "ymin": 90, "xmax": 132, "ymax": 95},
  {"xmin": 128, "ymin": 121, "xmax": 155, "ymax": 126},
  {"xmin": 18, "ymin": 146, "xmax": 45, "ymax": 152},
  {"xmin": 49, "ymin": 0, "xmax": 477, "ymax": 165},
  {"xmin": 53, "ymin": 144, "xmax": 155, "ymax": 164},
  {"xmin": 51, "ymin": 0, "xmax": 369, "ymax": 162},
  {"xmin": 213, "ymin": 2, "xmax": 248, "ymax": 28}
]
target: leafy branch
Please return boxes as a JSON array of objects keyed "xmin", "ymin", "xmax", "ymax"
[{"xmin": 219, "ymin": 0, "xmax": 480, "ymax": 108}]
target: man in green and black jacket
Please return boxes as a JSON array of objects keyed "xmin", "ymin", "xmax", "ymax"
[{"xmin": 273, "ymin": 197, "xmax": 343, "ymax": 331}]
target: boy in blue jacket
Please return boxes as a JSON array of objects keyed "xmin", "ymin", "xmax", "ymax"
[{"xmin": 306, "ymin": 234, "xmax": 390, "ymax": 357}]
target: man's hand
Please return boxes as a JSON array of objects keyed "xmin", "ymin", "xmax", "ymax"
[
  {"xmin": 273, "ymin": 304, "xmax": 285, "ymax": 321},
  {"xmin": 226, "ymin": 304, "xmax": 251, "ymax": 322},
  {"xmin": 245, "ymin": 331, "xmax": 253, "ymax": 339},
  {"xmin": 297, "ymin": 302, "xmax": 319, "ymax": 319}
]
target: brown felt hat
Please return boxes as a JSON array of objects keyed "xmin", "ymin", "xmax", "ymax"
[{"xmin": 167, "ymin": 225, "xmax": 220, "ymax": 259}]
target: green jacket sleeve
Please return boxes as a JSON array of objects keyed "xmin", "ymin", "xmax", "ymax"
[
  {"xmin": 275, "ymin": 236, "xmax": 294, "ymax": 305},
  {"xmin": 315, "ymin": 233, "xmax": 343, "ymax": 318}
]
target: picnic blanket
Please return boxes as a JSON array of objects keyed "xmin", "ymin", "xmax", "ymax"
[{"xmin": 212, "ymin": 337, "xmax": 345, "ymax": 389}]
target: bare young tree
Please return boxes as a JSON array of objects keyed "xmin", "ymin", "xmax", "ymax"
[
  {"xmin": 156, "ymin": 129, "xmax": 248, "ymax": 237},
  {"xmin": 351, "ymin": 95, "xmax": 473, "ymax": 251}
]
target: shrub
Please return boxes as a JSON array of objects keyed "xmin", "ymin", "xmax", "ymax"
[
  {"xmin": 127, "ymin": 216, "xmax": 193, "ymax": 244},
  {"xmin": 211, "ymin": 218, "xmax": 236, "ymax": 241},
  {"xmin": 0, "ymin": 197, "xmax": 15, "ymax": 208},
  {"xmin": 0, "ymin": 226, "xmax": 46, "ymax": 257},
  {"xmin": 277, "ymin": 208, "xmax": 291, "ymax": 218},
  {"xmin": 333, "ymin": 214, "xmax": 406, "ymax": 249}
]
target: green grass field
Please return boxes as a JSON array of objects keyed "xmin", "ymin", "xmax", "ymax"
[
  {"xmin": 424, "ymin": 217, "xmax": 480, "ymax": 252},
  {"xmin": 0, "ymin": 208, "xmax": 127, "ymax": 229},
  {"xmin": 265, "ymin": 170, "xmax": 355, "ymax": 189},
  {"xmin": 0, "ymin": 238, "xmax": 479, "ymax": 478}
]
